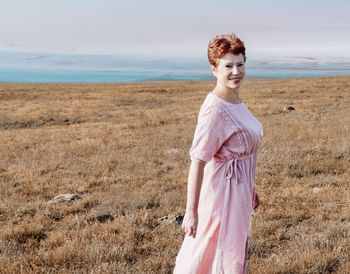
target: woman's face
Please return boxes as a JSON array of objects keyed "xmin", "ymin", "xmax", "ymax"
[{"xmin": 211, "ymin": 53, "xmax": 245, "ymax": 90}]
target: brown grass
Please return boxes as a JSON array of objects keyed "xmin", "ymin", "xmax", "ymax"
[{"xmin": 0, "ymin": 77, "xmax": 349, "ymax": 273}]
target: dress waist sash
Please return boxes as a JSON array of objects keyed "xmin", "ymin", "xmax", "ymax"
[{"xmin": 214, "ymin": 153, "xmax": 255, "ymax": 266}]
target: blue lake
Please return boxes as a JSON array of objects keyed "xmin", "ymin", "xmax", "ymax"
[{"xmin": 0, "ymin": 51, "xmax": 349, "ymax": 83}]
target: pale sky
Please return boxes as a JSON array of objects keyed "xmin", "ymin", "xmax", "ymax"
[{"xmin": 0, "ymin": 0, "xmax": 349, "ymax": 57}]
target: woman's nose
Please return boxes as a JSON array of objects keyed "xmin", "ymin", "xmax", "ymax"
[{"xmin": 231, "ymin": 66, "xmax": 239, "ymax": 74}]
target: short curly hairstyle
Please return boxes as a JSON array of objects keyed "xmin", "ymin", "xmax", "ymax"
[{"xmin": 207, "ymin": 33, "xmax": 246, "ymax": 67}]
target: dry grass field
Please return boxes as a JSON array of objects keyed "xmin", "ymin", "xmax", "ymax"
[{"xmin": 0, "ymin": 76, "xmax": 349, "ymax": 273}]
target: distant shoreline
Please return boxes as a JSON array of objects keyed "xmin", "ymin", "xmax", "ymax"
[
  {"xmin": 0, "ymin": 75, "xmax": 349, "ymax": 86},
  {"xmin": 1, "ymin": 50, "xmax": 350, "ymax": 83}
]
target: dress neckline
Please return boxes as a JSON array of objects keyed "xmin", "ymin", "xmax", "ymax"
[{"xmin": 208, "ymin": 92, "xmax": 244, "ymax": 106}]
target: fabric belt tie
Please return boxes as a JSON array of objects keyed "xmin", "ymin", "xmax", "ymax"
[{"xmin": 225, "ymin": 157, "xmax": 244, "ymax": 185}]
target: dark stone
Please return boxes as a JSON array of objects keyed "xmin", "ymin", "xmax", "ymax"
[{"xmin": 283, "ymin": 105, "xmax": 295, "ymax": 112}]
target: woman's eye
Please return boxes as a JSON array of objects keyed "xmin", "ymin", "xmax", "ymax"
[
  {"xmin": 226, "ymin": 65, "xmax": 232, "ymax": 68},
  {"xmin": 238, "ymin": 64, "xmax": 243, "ymax": 67}
]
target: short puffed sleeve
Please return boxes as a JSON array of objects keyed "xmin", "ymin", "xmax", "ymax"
[{"xmin": 189, "ymin": 104, "xmax": 232, "ymax": 164}]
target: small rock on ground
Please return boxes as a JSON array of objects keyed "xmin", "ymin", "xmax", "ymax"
[
  {"xmin": 283, "ymin": 105, "xmax": 295, "ymax": 112},
  {"xmin": 159, "ymin": 213, "xmax": 184, "ymax": 224},
  {"xmin": 313, "ymin": 187, "xmax": 321, "ymax": 193},
  {"xmin": 48, "ymin": 193, "xmax": 80, "ymax": 204}
]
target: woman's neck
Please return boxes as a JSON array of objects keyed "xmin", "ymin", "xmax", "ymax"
[{"xmin": 212, "ymin": 85, "xmax": 242, "ymax": 104}]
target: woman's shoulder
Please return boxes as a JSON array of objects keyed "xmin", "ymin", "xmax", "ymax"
[
  {"xmin": 198, "ymin": 94, "xmax": 222, "ymax": 116},
  {"xmin": 197, "ymin": 94, "xmax": 232, "ymax": 125}
]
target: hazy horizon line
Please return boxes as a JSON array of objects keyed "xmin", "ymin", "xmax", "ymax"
[{"xmin": 1, "ymin": 43, "xmax": 350, "ymax": 59}]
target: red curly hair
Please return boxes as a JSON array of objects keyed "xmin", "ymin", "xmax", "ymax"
[{"xmin": 208, "ymin": 33, "xmax": 246, "ymax": 67}]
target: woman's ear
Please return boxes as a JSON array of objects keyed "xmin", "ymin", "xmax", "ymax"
[{"xmin": 210, "ymin": 65, "xmax": 217, "ymax": 77}]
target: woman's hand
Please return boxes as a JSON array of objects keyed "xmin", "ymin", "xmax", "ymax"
[
  {"xmin": 253, "ymin": 191, "xmax": 260, "ymax": 210},
  {"xmin": 181, "ymin": 210, "xmax": 198, "ymax": 238}
]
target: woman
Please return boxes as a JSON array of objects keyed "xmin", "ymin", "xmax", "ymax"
[{"xmin": 173, "ymin": 34, "xmax": 263, "ymax": 274}]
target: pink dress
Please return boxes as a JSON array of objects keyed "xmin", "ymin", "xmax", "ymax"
[{"xmin": 173, "ymin": 92, "xmax": 263, "ymax": 274}]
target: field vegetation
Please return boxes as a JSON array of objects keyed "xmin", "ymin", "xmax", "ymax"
[{"xmin": 0, "ymin": 77, "xmax": 349, "ymax": 273}]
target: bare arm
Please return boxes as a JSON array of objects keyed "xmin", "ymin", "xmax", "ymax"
[
  {"xmin": 185, "ymin": 160, "xmax": 206, "ymax": 212},
  {"xmin": 182, "ymin": 160, "xmax": 206, "ymax": 238}
]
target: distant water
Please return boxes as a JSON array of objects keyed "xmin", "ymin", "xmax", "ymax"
[{"xmin": 1, "ymin": 50, "xmax": 350, "ymax": 83}]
